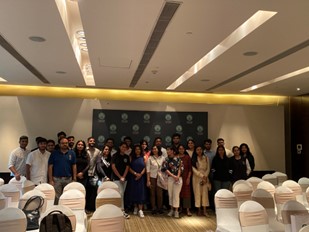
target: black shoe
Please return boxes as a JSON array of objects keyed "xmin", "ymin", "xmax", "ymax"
[
  {"xmin": 151, "ymin": 209, "xmax": 157, "ymax": 215},
  {"xmin": 157, "ymin": 209, "xmax": 164, "ymax": 214}
]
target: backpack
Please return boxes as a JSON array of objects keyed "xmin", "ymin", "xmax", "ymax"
[
  {"xmin": 22, "ymin": 195, "xmax": 45, "ymax": 230},
  {"xmin": 39, "ymin": 210, "xmax": 73, "ymax": 232}
]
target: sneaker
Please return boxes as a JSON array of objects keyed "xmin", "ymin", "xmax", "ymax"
[
  {"xmin": 157, "ymin": 209, "xmax": 164, "ymax": 214},
  {"xmin": 123, "ymin": 211, "xmax": 130, "ymax": 219},
  {"xmin": 138, "ymin": 210, "xmax": 144, "ymax": 218},
  {"xmin": 133, "ymin": 207, "xmax": 138, "ymax": 215},
  {"xmin": 174, "ymin": 211, "xmax": 179, "ymax": 218},
  {"xmin": 167, "ymin": 210, "xmax": 174, "ymax": 217}
]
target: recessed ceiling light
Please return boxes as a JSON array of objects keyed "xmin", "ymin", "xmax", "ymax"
[
  {"xmin": 76, "ymin": 30, "xmax": 85, "ymax": 36},
  {"xmin": 243, "ymin": 51, "xmax": 258, "ymax": 56},
  {"xmin": 200, "ymin": 79, "xmax": 210, "ymax": 82},
  {"xmin": 0, "ymin": 77, "xmax": 8, "ymax": 82},
  {"xmin": 297, "ymin": 88, "xmax": 301, "ymax": 91},
  {"xmin": 80, "ymin": 43, "xmax": 87, "ymax": 47},
  {"xmin": 81, "ymin": 48, "xmax": 88, "ymax": 52},
  {"xmin": 56, "ymin": 71, "xmax": 66, "ymax": 74},
  {"xmin": 186, "ymin": 31, "xmax": 193, "ymax": 35},
  {"xmin": 29, "ymin": 36, "xmax": 46, "ymax": 42},
  {"xmin": 78, "ymin": 36, "xmax": 86, "ymax": 41}
]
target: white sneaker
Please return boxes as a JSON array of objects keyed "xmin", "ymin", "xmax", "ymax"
[
  {"xmin": 174, "ymin": 211, "xmax": 179, "ymax": 218},
  {"xmin": 123, "ymin": 211, "xmax": 130, "ymax": 219},
  {"xmin": 133, "ymin": 207, "xmax": 138, "ymax": 215},
  {"xmin": 167, "ymin": 210, "xmax": 174, "ymax": 217},
  {"xmin": 138, "ymin": 210, "xmax": 144, "ymax": 218}
]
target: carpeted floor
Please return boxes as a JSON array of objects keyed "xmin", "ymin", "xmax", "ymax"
[{"xmin": 124, "ymin": 211, "xmax": 216, "ymax": 232}]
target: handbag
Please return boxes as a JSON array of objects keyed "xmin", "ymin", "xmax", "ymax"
[
  {"xmin": 22, "ymin": 195, "xmax": 45, "ymax": 230},
  {"xmin": 88, "ymin": 176, "xmax": 99, "ymax": 187}
]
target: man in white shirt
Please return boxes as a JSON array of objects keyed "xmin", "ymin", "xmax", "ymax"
[
  {"xmin": 26, "ymin": 137, "xmax": 51, "ymax": 185},
  {"xmin": 8, "ymin": 135, "xmax": 30, "ymax": 180}
]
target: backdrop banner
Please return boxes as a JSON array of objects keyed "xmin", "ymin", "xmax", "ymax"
[{"xmin": 92, "ymin": 109, "xmax": 208, "ymax": 149}]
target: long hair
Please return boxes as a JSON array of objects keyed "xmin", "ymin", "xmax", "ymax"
[
  {"xmin": 191, "ymin": 145, "xmax": 203, "ymax": 169},
  {"xmin": 239, "ymin": 143, "xmax": 252, "ymax": 156},
  {"xmin": 74, "ymin": 140, "xmax": 87, "ymax": 159},
  {"xmin": 130, "ymin": 144, "xmax": 143, "ymax": 160}
]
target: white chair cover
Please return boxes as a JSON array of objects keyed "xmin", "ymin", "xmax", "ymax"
[
  {"xmin": 0, "ymin": 178, "xmax": 4, "ymax": 186},
  {"xmin": 298, "ymin": 178, "xmax": 309, "ymax": 208},
  {"xmin": 22, "ymin": 180, "xmax": 35, "ymax": 194},
  {"xmin": 299, "ymin": 225, "xmax": 309, "ymax": 232},
  {"xmin": 281, "ymin": 200, "xmax": 308, "ymax": 232},
  {"xmin": 41, "ymin": 205, "xmax": 77, "ymax": 232},
  {"xmin": 0, "ymin": 192, "xmax": 7, "ymax": 210},
  {"xmin": 96, "ymin": 188, "xmax": 121, "ymax": 209},
  {"xmin": 0, "ymin": 184, "xmax": 21, "ymax": 207},
  {"xmin": 35, "ymin": 183, "xmax": 55, "ymax": 209},
  {"xmin": 273, "ymin": 172, "xmax": 288, "ymax": 186},
  {"xmin": 247, "ymin": 177, "xmax": 263, "ymax": 191},
  {"xmin": 275, "ymin": 186, "xmax": 296, "ymax": 222},
  {"xmin": 214, "ymin": 189, "xmax": 241, "ymax": 232},
  {"xmin": 59, "ymin": 189, "xmax": 86, "ymax": 232},
  {"xmin": 97, "ymin": 181, "xmax": 120, "ymax": 194},
  {"xmin": 8, "ymin": 176, "xmax": 26, "ymax": 195},
  {"xmin": 63, "ymin": 182, "xmax": 86, "ymax": 196},
  {"xmin": 239, "ymin": 200, "xmax": 269, "ymax": 232},
  {"xmin": 262, "ymin": 174, "xmax": 278, "ymax": 186},
  {"xmin": 233, "ymin": 183, "xmax": 253, "ymax": 208},
  {"xmin": 0, "ymin": 207, "xmax": 27, "ymax": 232},
  {"xmin": 282, "ymin": 180, "xmax": 304, "ymax": 205},
  {"xmin": 19, "ymin": 189, "xmax": 47, "ymax": 213},
  {"xmin": 251, "ymin": 188, "xmax": 284, "ymax": 232},
  {"xmin": 90, "ymin": 204, "xmax": 124, "ymax": 232},
  {"xmin": 257, "ymin": 180, "xmax": 276, "ymax": 196},
  {"xmin": 232, "ymin": 179, "xmax": 252, "ymax": 191}
]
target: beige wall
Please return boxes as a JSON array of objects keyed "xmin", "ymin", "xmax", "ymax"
[{"xmin": 0, "ymin": 96, "xmax": 285, "ymax": 172}]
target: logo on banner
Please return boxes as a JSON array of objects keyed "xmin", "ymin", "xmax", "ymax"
[
  {"xmin": 165, "ymin": 136, "xmax": 172, "ymax": 145},
  {"xmin": 143, "ymin": 113, "xmax": 150, "ymax": 123},
  {"xmin": 132, "ymin": 124, "xmax": 140, "ymax": 135},
  {"xmin": 165, "ymin": 114, "xmax": 172, "ymax": 124},
  {"xmin": 121, "ymin": 113, "xmax": 128, "ymax": 123},
  {"xmin": 144, "ymin": 136, "xmax": 151, "ymax": 143},
  {"xmin": 98, "ymin": 112, "xmax": 105, "ymax": 122},
  {"xmin": 176, "ymin": 125, "xmax": 183, "ymax": 133},
  {"xmin": 197, "ymin": 125, "xmax": 204, "ymax": 135},
  {"xmin": 97, "ymin": 135, "xmax": 105, "ymax": 143},
  {"xmin": 154, "ymin": 124, "xmax": 161, "ymax": 134},
  {"xmin": 110, "ymin": 124, "xmax": 117, "ymax": 134},
  {"xmin": 186, "ymin": 114, "xmax": 193, "ymax": 124}
]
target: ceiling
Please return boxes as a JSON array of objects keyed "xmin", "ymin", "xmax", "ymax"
[{"xmin": 0, "ymin": 0, "xmax": 308, "ymax": 97}]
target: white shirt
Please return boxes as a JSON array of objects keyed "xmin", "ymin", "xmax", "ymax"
[
  {"xmin": 225, "ymin": 148, "xmax": 234, "ymax": 158},
  {"xmin": 8, "ymin": 147, "xmax": 30, "ymax": 176},
  {"xmin": 146, "ymin": 155, "xmax": 165, "ymax": 178},
  {"xmin": 26, "ymin": 149, "xmax": 50, "ymax": 185}
]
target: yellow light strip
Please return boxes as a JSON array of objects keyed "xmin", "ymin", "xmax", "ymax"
[
  {"xmin": 0, "ymin": 84, "xmax": 287, "ymax": 106},
  {"xmin": 167, "ymin": 10, "xmax": 277, "ymax": 90},
  {"xmin": 241, "ymin": 66, "xmax": 309, "ymax": 92}
]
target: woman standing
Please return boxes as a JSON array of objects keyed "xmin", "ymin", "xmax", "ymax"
[
  {"xmin": 239, "ymin": 143, "xmax": 255, "ymax": 174},
  {"xmin": 178, "ymin": 144, "xmax": 192, "ymax": 216},
  {"xmin": 211, "ymin": 145, "xmax": 232, "ymax": 193},
  {"xmin": 140, "ymin": 139, "xmax": 151, "ymax": 163},
  {"xmin": 186, "ymin": 139, "xmax": 195, "ymax": 158},
  {"xmin": 96, "ymin": 145, "xmax": 112, "ymax": 182},
  {"xmin": 146, "ymin": 145, "xmax": 165, "ymax": 214},
  {"xmin": 127, "ymin": 145, "xmax": 146, "ymax": 218},
  {"xmin": 191, "ymin": 146, "xmax": 210, "ymax": 216},
  {"xmin": 162, "ymin": 147, "xmax": 183, "ymax": 218},
  {"xmin": 230, "ymin": 146, "xmax": 251, "ymax": 182},
  {"xmin": 74, "ymin": 140, "xmax": 89, "ymax": 187}
]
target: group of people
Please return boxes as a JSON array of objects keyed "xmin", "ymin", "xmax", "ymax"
[{"xmin": 7, "ymin": 132, "xmax": 255, "ymax": 219}]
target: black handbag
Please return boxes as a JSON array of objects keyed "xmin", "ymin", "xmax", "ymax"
[{"xmin": 22, "ymin": 195, "xmax": 45, "ymax": 230}]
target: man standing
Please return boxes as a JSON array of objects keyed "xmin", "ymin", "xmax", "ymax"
[
  {"xmin": 67, "ymin": 136, "xmax": 75, "ymax": 150},
  {"xmin": 48, "ymin": 137, "xmax": 76, "ymax": 204},
  {"xmin": 8, "ymin": 135, "xmax": 30, "ymax": 180},
  {"xmin": 26, "ymin": 137, "xmax": 50, "ymax": 185},
  {"xmin": 204, "ymin": 139, "xmax": 216, "ymax": 166},
  {"xmin": 171, "ymin": 133, "xmax": 181, "ymax": 150},
  {"xmin": 105, "ymin": 138, "xmax": 117, "ymax": 156},
  {"xmin": 217, "ymin": 138, "xmax": 233, "ymax": 158}
]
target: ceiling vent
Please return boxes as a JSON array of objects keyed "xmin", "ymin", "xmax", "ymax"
[{"xmin": 129, "ymin": 1, "xmax": 181, "ymax": 87}]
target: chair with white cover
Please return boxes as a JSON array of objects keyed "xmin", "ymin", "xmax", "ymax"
[
  {"xmin": 19, "ymin": 189, "xmax": 47, "ymax": 213},
  {"xmin": 262, "ymin": 174, "xmax": 278, "ymax": 186},
  {"xmin": 63, "ymin": 182, "xmax": 86, "ymax": 196},
  {"xmin": 252, "ymin": 188, "xmax": 284, "ymax": 232},
  {"xmin": 90, "ymin": 204, "xmax": 124, "ymax": 232},
  {"xmin": 0, "ymin": 207, "xmax": 27, "ymax": 232},
  {"xmin": 59, "ymin": 189, "xmax": 87, "ymax": 232},
  {"xmin": 34, "ymin": 183, "xmax": 55, "ymax": 209},
  {"xmin": 0, "ymin": 178, "xmax": 4, "ymax": 186},
  {"xmin": 298, "ymin": 178, "xmax": 309, "ymax": 207},
  {"xmin": 273, "ymin": 172, "xmax": 288, "ymax": 186},
  {"xmin": 41, "ymin": 205, "xmax": 77, "ymax": 232},
  {"xmin": 233, "ymin": 182, "xmax": 253, "ymax": 208},
  {"xmin": 257, "ymin": 181, "xmax": 276, "ymax": 196},
  {"xmin": 300, "ymin": 225, "xmax": 309, "ymax": 232},
  {"xmin": 0, "ymin": 183, "xmax": 21, "ymax": 207},
  {"xmin": 96, "ymin": 188, "xmax": 121, "ymax": 209},
  {"xmin": 275, "ymin": 186, "xmax": 296, "ymax": 222},
  {"xmin": 282, "ymin": 180, "xmax": 303, "ymax": 205},
  {"xmin": 239, "ymin": 200, "xmax": 269, "ymax": 232},
  {"xmin": 97, "ymin": 181, "xmax": 120, "ymax": 194},
  {"xmin": 281, "ymin": 200, "xmax": 308, "ymax": 232},
  {"xmin": 0, "ymin": 192, "xmax": 7, "ymax": 210},
  {"xmin": 214, "ymin": 189, "xmax": 241, "ymax": 232},
  {"xmin": 22, "ymin": 180, "xmax": 35, "ymax": 195},
  {"xmin": 8, "ymin": 176, "xmax": 27, "ymax": 194},
  {"xmin": 247, "ymin": 177, "xmax": 263, "ymax": 191},
  {"xmin": 232, "ymin": 179, "xmax": 252, "ymax": 191}
]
